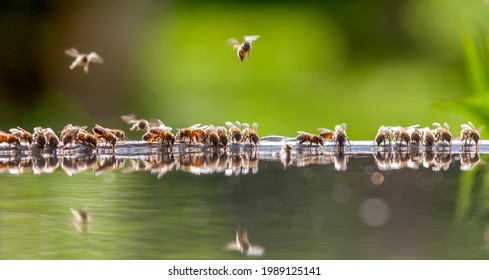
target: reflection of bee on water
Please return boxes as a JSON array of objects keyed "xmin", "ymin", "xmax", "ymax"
[
  {"xmin": 70, "ymin": 207, "xmax": 91, "ymax": 233},
  {"xmin": 460, "ymin": 121, "xmax": 481, "ymax": 151},
  {"xmin": 226, "ymin": 227, "xmax": 265, "ymax": 257},
  {"xmin": 227, "ymin": 35, "xmax": 260, "ymax": 62},
  {"xmin": 460, "ymin": 151, "xmax": 480, "ymax": 171}
]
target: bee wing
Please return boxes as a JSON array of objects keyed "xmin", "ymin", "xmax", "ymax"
[
  {"xmin": 235, "ymin": 121, "xmax": 241, "ymax": 127},
  {"xmin": 297, "ymin": 131, "xmax": 308, "ymax": 135},
  {"xmin": 225, "ymin": 121, "xmax": 234, "ymax": 128},
  {"xmin": 341, "ymin": 123, "xmax": 347, "ymax": 130},
  {"xmin": 408, "ymin": 124, "xmax": 420, "ymax": 129},
  {"xmin": 190, "ymin": 123, "xmax": 202, "ymax": 129},
  {"xmin": 226, "ymin": 241, "xmax": 240, "ymax": 252},
  {"xmin": 88, "ymin": 52, "xmax": 104, "ymax": 64},
  {"xmin": 468, "ymin": 121, "xmax": 475, "ymax": 129},
  {"xmin": 253, "ymin": 122, "xmax": 259, "ymax": 131},
  {"xmin": 317, "ymin": 128, "xmax": 332, "ymax": 132},
  {"xmin": 244, "ymin": 35, "xmax": 260, "ymax": 42},
  {"xmin": 121, "ymin": 114, "xmax": 136, "ymax": 124},
  {"xmin": 242, "ymin": 123, "xmax": 250, "ymax": 129},
  {"xmin": 64, "ymin": 48, "xmax": 80, "ymax": 57},
  {"xmin": 432, "ymin": 122, "xmax": 441, "ymax": 128},
  {"xmin": 226, "ymin": 38, "xmax": 241, "ymax": 49},
  {"xmin": 443, "ymin": 122, "xmax": 450, "ymax": 130}
]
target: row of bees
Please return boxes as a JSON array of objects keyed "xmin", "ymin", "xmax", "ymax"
[
  {"xmin": 0, "ymin": 118, "xmax": 483, "ymax": 152},
  {"xmin": 0, "ymin": 149, "xmax": 480, "ymax": 177},
  {"xmin": 0, "ymin": 115, "xmax": 262, "ymax": 151},
  {"xmin": 372, "ymin": 122, "xmax": 481, "ymax": 149}
]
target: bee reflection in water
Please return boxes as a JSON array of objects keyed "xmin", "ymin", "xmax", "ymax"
[
  {"xmin": 372, "ymin": 150, "xmax": 466, "ymax": 171},
  {"xmin": 226, "ymin": 227, "xmax": 265, "ymax": 257},
  {"xmin": 70, "ymin": 207, "xmax": 91, "ymax": 233}
]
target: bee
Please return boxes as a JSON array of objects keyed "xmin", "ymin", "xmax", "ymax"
[
  {"xmin": 461, "ymin": 121, "xmax": 481, "ymax": 150},
  {"xmin": 407, "ymin": 125, "xmax": 421, "ymax": 146},
  {"xmin": 176, "ymin": 124, "xmax": 201, "ymax": 144},
  {"xmin": 10, "ymin": 127, "xmax": 33, "ymax": 146},
  {"xmin": 392, "ymin": 126, "xmax": 411, "ymax": 147},
  {"xmin": 318, "ymin": 128, "xmax": 334, "ymax": 141},
  {"xmin": 242, "ymin": 122, "xmax": 259, "ymax": 146},
  {"xmin": 216, "ymin": 126, "xmax": 229, "ymax": 149},
  {"xmin": 280, "ymin": 143, "xmax": 293, "ymax": 169},
  {"xmin": 227, "ymin": 35, "xmax": 260, "ymax": 62},
  {"xmin": 44, "ymin": 128, "xmax": 60, "ymax": 149},
  {"xmin": 61, "ymin": 126, "xmax": 80, "ymax": 148},
  {"xmin": 64, "ymin": 48, "xmax": 104, "ymax": 74},
  {"xmin": 226, "ymin": 121, "xmax": 242, "ymax": 143},
  {"xmin": 332, "ymin": 123, "xmax": 351, "ymax": 148},
  {"xmin": 422, "ymin": 127, "xmax": 435, "ymax": 147},
  {"xmin": 106, "ymin": 128, "xmax": 126, "ymax": 141},
  {"xmin": 433, "ymin": 122, "xmax": 452, "ymax": 146},
  {"xmin": 204, "ymin": 126, "xmax": 220, "ymax": 150},
  {"xmin": 373, "ymin": 126, "xmax": 391, "ymax": 147},
  {"xmin": 92, "ymin": 124, "xmax": 117, "ymax": 148},
  {"xmin": 149, "ymin": 122, "xmax": 175, "ymax": 148},
  {"xmin": 142, "ymin": 131, "xmax": 160, "ymax": 143},
  {"xmin": 75, "ymin": 129, "xmax": 97, "ymax": 148},
  {"xmin": 190, "ymin": 127, "xmax": 207, "ymax": 145},
  {"xmin": 33, "ymin": 127, "xmax": 47, "ymax": 149},
  {"xmin": 0, "ymin": 130, "xmax": 21, "ymax": 148},
  {"xmin": 121, "ymin": 114, "xmax": 151, "ymax": 132},
  {"xmin": 296, "ymin": 131, "xmax": 323, "ymax": 146}
]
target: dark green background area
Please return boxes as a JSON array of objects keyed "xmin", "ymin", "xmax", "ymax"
[{"xmin": 0, "ymin": 0, "xmax": 487, "ymax": 139}]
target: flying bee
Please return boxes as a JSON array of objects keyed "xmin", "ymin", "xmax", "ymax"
[
  {"xmin": 92, "ymin": 124, "xmax": 117, "ymax": 148},
  {"xmin": 392, "ymin": 126, "xmax": 410, "ymax": 147},
  {"xmin": 33, "ymin": 127, "xmax": 47, "ymax": 150},
  {"xmin": 373, "ymin": 126, "xmax": 391, "ymax": 147},
  {"xmin": 216, "ymin": 126, "xmax": 229, "ymax": 150},
  {"xmin": 227, "ymin": 35, "xmax": 260, "ymax": 62},
  {"xmin": 461, "ymin": 121, "xmax": 481, "ymax": 150},
  {"xmin": 433, "ymin": 122, "xmax": 452, "ymax": 146},
  {"xmin": 64, "ymin": 48, "xmax": 104, "ymax": 74},
  {"xmin": 0, "ymin": 130, "xmax": 21, "ymax": 148},
  {"xmin": 121, "ymin": 114, "xmax": 151, "ymax": 132},
  {"xmin": 421, "ymin": 127, "xmax": 436, "ymax": 147},
  {"xmin": 406, "ymin": 125, "xmax": 421, "ymax": 146},
  {"xmin": 332, "ymin": 123, "xmax": 351, "ymax": 148},
  {"xmin": 242, "ymin": 123, "xmax": 259, "ymax": 146},
  {"xmin": 226, "ymin": 121, "xmax": 242, "ymax": 143},
  {"xmin": 318, "ymin": 128, "xmax": 334, "ymax": 141},
  {"xmin": 296, "ymin": 131, "xmax": 323, "ymax": 146},
  {"xmin": 43, "ymin": 128, "xmax": 60, "ymax": 149},
  {"xmin": 176, "ymin": 124, "xmax": 201, "ymax": 144},
  {"xmin": 10, "ymin": 127, "xmax": 32, "ymax": 145}
]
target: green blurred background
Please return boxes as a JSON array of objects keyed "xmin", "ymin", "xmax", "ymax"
[{"xmin": 1, "ymin": 0, "xmax": 488, "ymax": 139}]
